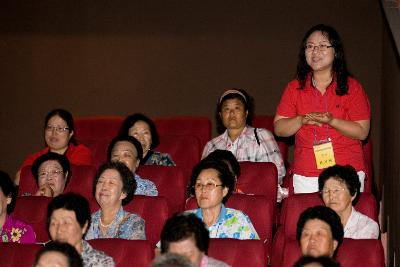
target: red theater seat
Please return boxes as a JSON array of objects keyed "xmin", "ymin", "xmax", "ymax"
[
  {"xmin": 19, "ymin": 165, "xmax": 97, "ymax": 200},
  {"xmin": 88, "ymin": 239, "xmax": 153, "ymax": 267},
  {"xmin": 157, "ymin": 134, "xmax": 201, "ymax": 178},
  {"xmin": 281, "ymin": 238, "xmax": 384, "ymax": 267},
  {"xmin": 13, "ymin": 196, "xmax": 51, "ymax": 243},
  {"xmin": 88, "ymin": 195, "xmax": 169, "ymax": 248},
  {"xmin": 209, "ymin": 239, "xmax": 267, "ymax": 267},
  {"xmin": 0, "ymin": 243, "xmax": 42, "ymax": 267},
  {"xmin": 186, "ymin": 194, "xmax": 274, "ymax": 259},
  {"xmin": 137, "ymin": 165, "xmax": 187, "ymax": 214},
  {"xmin": 272, "ymin": 192, "xmax": 378, "ymax": 267},
  {"xmin": 237, "ymin": 162, "xmax": 278, "ymax": 202},
  {"xmin": 154, "ymin": 116, "xmax": 211, "ymax": 151}
]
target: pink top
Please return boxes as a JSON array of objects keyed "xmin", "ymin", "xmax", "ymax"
[{"xmin": 1, "ymin": 215, "xmax": 36, "ymax": 243}]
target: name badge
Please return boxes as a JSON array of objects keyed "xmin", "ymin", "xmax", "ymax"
[{"xmin": 313, "ymin": 140, "xmax": 336, "ymax": 169}]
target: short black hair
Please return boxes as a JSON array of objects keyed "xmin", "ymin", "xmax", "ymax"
[
  {"xmin": 44, "ymin": 109, "xmax": 77, "ymax": 145},
  {"xmin": 47, "ymin": 193, "xmax": 91, "ymax": 234},
  {"xmin": 34, "ymin": 241, "xmax": 83, "ymax": 267},
  {"xmin": 160, "ymin": 213, "xmax": 209, "ymax": 254},
  {"xmin": 293, "ymin": 256, "xmax": 339, "ymax": 267},
  {"xmin": 318, "ymin": 164, "xmax": 360, "ymax": 205},
  {"xmin": 118, "ymin": 113, "xmax": 160, "ymax": 149},
  {"xmin": 215, "ymin": 88, "xmax": 254, "ymax": 134},
  {"xmin": 0, "ymin": 171, "xmax": 17, "ymax": 214},
  {"xmin": 203, "ymin": 149, "xmax": 241, "ymax": 178},
  {"xmin": 107, "ymin": 135, "xmax": 143, "ymax": 162},
  {"xmin": 93, "ymin": 161, "xmax": 137, "ymax": 206},
  {"xmin": 151, "ymin": 253, "xmax": 193, "ymax": 267},
  {"xmin": 31, "ymin": 152, "xmax": 71, "ymax": 187},
  {"xmin": 188, "ymin": 159, "xmax": 235, "ymax": 204},
  {"xmin": 296, "ymin": 206, "xmax": 344, "ymax": 254}
]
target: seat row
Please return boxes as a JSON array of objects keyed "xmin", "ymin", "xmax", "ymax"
[
  {"xmin": 19, "ymin": 161, "xmax": 279, "ymax": 213},
  {"xmin": 0, "ymin": 238, "xmax": 267, "ymax": 267}
]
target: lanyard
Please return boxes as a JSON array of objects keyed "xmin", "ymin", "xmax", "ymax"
[{"xmin": 311, "ymin": 77, "xmax": 331, "ymax": 144}]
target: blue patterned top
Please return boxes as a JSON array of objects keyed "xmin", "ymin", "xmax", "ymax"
[
  {"xmin": 142, "ymin": 150, "xmax": 175, "ymax": 166},
  {"xmin": 85, "ymin": 207, "xmax": 146, "ymax": 240},
  {"xmin": 187, "ymin": 204, "xmax": 259, "ymax": 240},
  {"xmin": 135, "ymin": 174, "xmax": 158, "ymax": 196}
]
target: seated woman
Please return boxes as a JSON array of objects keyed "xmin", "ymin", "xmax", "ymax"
[
  {"xmin": 186, "ymin": 159, "xmax": 259, "ymax": 239},
  {"xmin": 119, "ymin": 113, "xmax": 175, "ymax": 166},
  {"xmin": 318, "ymin": 165, "xmax": 379, "ymax": 239},
  {"xmin": 107, "ymin": 135, "xmax": 158, "ymax": 196},
  {"xmin": 201, "ymin": 89, "xmax": 285, "ymax": 184},
  {"xmin": 34, "ymin": 241, "xmax": 83, "ymax": 267},
  {"xmin": 202, "ymin": 149, "xmax": 242, "ymax": 193},
  {"xmin": 0, "ymin": 171, "xmax": 36, "ymax": 243},
  {"xmin": 31, "ymin": 152, "xmax": 71, "ymax": 197},
  {"xmin": 17, "ymin": 109, "xmax": 92, "ymax": 185},
  {"xmin": 47, "ymin": 192, "xmax": 115, "ymax": 266},
  {"xmin": 85, "ymin": 161, "xmax": 146, "ymax": 240}
]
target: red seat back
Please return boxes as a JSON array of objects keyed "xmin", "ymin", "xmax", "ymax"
[
  {"xmin": 253, "ymin": 115, "xmax": 292, "ymax": 163},
  {"xmin": 13, "ymin": 196, "xmax": 52, "ymax": 243},
  {"xmin": 88, "ymin": 239, "xmax": 153, "ymax": 267},
  {"xmin": 209, "ymin": 239, "xmax": 267, "ymax": 267},
  {"xmin": 238, "ymin": 162, "xmax": 278, "ymax": 202},
  {"xmin": 185, "ymin": 194, "xmax": 274, "ymax": 245},
  {"xmin": 282, "ymin": 238, "xmax": 385, "ymax": 267},
  {"xmin": 280, "ymin": 193, "xmax": 378, "ymax": 240},
  {"xmin": 154, "ymin": 116, "xmax": 211, "ymax": 151},
  {"xmin": 137, "ymin": 165, "xmax": 187, "ymax": 214},
  {"xmin": 0, "ymin": 243, "xmax": 42, "ymax": 267},
  {"xmin": 88, "ymin": 195, "xmax": 169, "ymax": 247},
  {"xmin": 19, "ymin": 164, "xmax": 97, "ymax": 199},
  {"xmin": 157, "ymin": 134, "xmax": 201, "ymax": 178},
  {"xmin": 75, "ymin": 116, "xmax": 123, "ymax": 141}
]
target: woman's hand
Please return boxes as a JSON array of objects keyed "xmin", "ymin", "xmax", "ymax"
[{"xmin": 35, "ymin": 184, "xmax": 54, "ymax": 197}]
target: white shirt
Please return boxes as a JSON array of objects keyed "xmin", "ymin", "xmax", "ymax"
[{"xmin": 344, "ymin": 207, "xmax": 379, "ymax": 239}]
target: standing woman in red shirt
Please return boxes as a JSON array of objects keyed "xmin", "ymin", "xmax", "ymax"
[
  {"xmin": 274, "ymin": 24, "xmax": 370, "ymax": 194},
  {"xmin": 16, "ymin": 109, "xmax": 93, "ymax": 185}
]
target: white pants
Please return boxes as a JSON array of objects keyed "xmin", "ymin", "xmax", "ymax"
[{"xmin": 293, "ymin": 171, "xmax": 366, "ymax": 194}]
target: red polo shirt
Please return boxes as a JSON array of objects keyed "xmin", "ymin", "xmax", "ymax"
[{"xmin": 276, "ymin": 75, "xmax": 370, "ymax": 177}]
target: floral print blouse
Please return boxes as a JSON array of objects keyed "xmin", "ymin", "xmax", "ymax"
[
  {"xmin": 85, "ymin": 207, "xmax": 146, "ymax": 240},
  {"xmin": 187, "ymin": 204, "xmax": 259, "ymax": 240},
  {"xmin": 142, "ymin": 150, "xmax": 175, "ymax": 166},
  {"xmin": 1, "ymin": 215, "xmax": 36, "ymax": 243}
]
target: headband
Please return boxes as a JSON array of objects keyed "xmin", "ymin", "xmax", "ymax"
[{"xmin": 219, "ymin": 89, "xmax": 247, "ymax": 104}]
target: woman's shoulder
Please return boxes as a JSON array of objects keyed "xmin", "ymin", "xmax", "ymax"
[
  {"xmin": 124, "ymin": 210, "xmax": 145, "ymax": 223},
  {"xmin": 146, "ymin": 150, "xmax": 175, "ymax": 166},
  {"xmin": 21, "ymin": 148, "xmax": 49, "ymax": 168}
]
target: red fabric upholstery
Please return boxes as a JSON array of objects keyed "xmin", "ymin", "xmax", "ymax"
[
  {"xmin": 13, "ymin": 196, "xmax": 51, "ymax": 243},
  {"xmin": 88, "ymin": 239, "xmax": 153, "ymax": 267},
  {"xmin": 272, "ymin": 192, "xmax": 378, "ymax": 267},
  {"xmin": 137, "ymin": 165, "xmax": 187, "ymax": 214},
  {"xmin": 336, "ymin": 238, "xmax": 385, "ymax": 267},
  {"xmin": 153, "ymin": 116, "xmax": 211, "ymax": 151},
  {"xmin": 185, "ymin": 194, "xmax": 274, "ymax": 246},
  {"xmin": 64, "ymin": 165, "xmax": 97, "ymax": 200},
  {"xmin": 253, "ymin": 115, "xmax": 292, "ymax": 163},
  {"xmin": 281, "ymin": 238, "xmax": 385, "ymax": 267},
  {"xmin": 0, "ymin": 243, "xmax": 42, "ymax": 267},
  {"xmin": 157, "ymin": 134, "xmax": 201, "ymax": 178},
  {"xmin": 238, "ymin": 162, "xmax": 278, "ymax": 202},
  {"xmin": 88, "ymin": 195, "xmax": 169, "ymax": 248},
  {"xmin": 75, "ymin": 116, "xmax": 124, "ymax": 141},
  {"xmin": 209, "ymin": 239, "xmax": 267, "ymax": 267},
  {"xmin": 19, "ymin": 164, "xmax": 97, "ymax": 200}
]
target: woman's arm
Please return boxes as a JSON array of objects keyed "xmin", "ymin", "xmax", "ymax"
[
  {"xmin": 273, "ymin": 114, "xmax": 320, "ymax": 137},
  {"xmin": 308, "ymin": 112, "xmax": 370, "ymax": 140}
]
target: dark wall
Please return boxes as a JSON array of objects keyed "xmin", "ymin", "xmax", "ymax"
[
  {"xmin": 0, "ymin": 0, "xmax": 383, "ymax": 183},
  {"xmin": 381, "ymin": 16, "xmax": 400, "ymax": 266}
]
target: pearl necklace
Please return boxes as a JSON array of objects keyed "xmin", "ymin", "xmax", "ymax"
[{"xmin": 99, "ymin": 217, "xmax": 114, "ymax": 228}]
